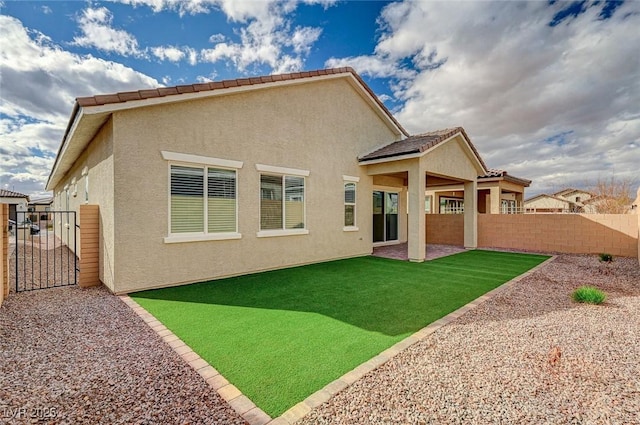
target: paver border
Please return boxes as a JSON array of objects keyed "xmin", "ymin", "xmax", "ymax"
[{"xmin": 119, "ymin": 254, "xmax": 556, "ymax": 425}]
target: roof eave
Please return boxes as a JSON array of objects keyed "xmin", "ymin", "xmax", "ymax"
[
  {"xmin": 358, "ymin": 150, "xmax": 423, "ymax": 165},
  {"xmin": 45, "ymin": 103, "xmax": 83, "ymax": 191}
]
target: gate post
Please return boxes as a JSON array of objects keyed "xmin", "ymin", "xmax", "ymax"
[
  {"xmin": 1, "ymin": 204, "xmax": 8, "ymax": 304},
  {"xmin": 79, "ymin": 205, "xmax": 101, "ymax": 288}
]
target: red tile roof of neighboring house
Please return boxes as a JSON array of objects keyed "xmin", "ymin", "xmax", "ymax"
[
  {"xmin": 479, "ymin": 168, "xmax": 532, "ymax": 186},
  {"xmin": 75, "ymin": 67, "xmax": 408, "ymax": 137},
  {"xmin": 0, "ymin": 189, "xmax": 28, "ymax": 198},
  {"xmin": 358, "ymin": 127, "xmax": 488, "ymax": 171}
]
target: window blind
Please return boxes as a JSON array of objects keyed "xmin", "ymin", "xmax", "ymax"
[
  {"xmin": 208, "ymin": 168, "xmax": 236, "ymax": 232},
  {"xmin": 170, "ymin": 165, "xmax": 204, "ymax": 233},
  {"xmin": 260, "ymin": 175, "xmax": 283, "ymax": 230},
  {"xmin": 344, "ymin": 182, "xmax": 356, "ymax": 226},
  {"xmin": 285, "ymin": 176, "xmax": 304, "ymax": 229}
]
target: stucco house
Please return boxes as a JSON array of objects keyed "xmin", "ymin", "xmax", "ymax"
[
  {"xmin": 0, "ymin": 188, "xmax": 29, "ymax": 223},
  {"xmin": 45, "ymin": 67, "xmax": 488, "ymax": 294},
  {"xmin": 425, "ymin": 169, "xmax": 531, "ymax": 214},
  {"xmin": 525, "ymin": 188, "xmax": 595, "ymax": 213}
]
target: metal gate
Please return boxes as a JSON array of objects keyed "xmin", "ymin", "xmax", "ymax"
[{"xmin": 10, "ymin": 210, "xmax": 78, "ymax": 292}]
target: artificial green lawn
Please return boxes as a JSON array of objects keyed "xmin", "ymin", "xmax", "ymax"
[{"xmin": 132, "ymin": 250, "xmax": 549, "ymax": 417}]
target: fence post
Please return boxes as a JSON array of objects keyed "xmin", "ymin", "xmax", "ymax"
[
  {"xmin": 636, "ymin": 187, "xmax": 640, "ymax": 265},
  {"xmin": 79, "ymin": 205, "xmax": 101, "ymax": 288},
  {"xmin": 1, "ymin": 204, "xmax": 8, "ymax": 305}
]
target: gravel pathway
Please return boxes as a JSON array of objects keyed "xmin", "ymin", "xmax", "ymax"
[
  {"xmin": 0, "ymin": 286, "xmax": 247, "ymax": 425},
  {"xmin": 2, "ymin": 254, "xmax": 639, "ymax": 424},
  {"xmin": 299, "ymin": 254, "xmax": 640, "ymax": 424}
]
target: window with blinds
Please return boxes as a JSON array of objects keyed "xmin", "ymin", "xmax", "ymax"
[
  {"xmin": 170, "ymin": 165, "xmax": 236, "ymax": 234},
  {"xmin": 344, "ymin": 182, "xmax": 356, "ymax": 227},
  {"xmin": 260, "ymin": 174, "xmax": 305, "ymax": 230}
]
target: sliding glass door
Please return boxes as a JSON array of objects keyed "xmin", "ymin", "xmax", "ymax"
[{"xmin": 373, "ymin": 191, "xmax": 398, "ymax": 243}]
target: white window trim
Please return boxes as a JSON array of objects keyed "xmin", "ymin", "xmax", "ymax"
[
  {"xmin": 164, "ymin": 232, "xmax": 242, "ymax": 244},
  {"xmin": 257, "ymin": 168, "xmax": 308, "ymax": 237},
  {"xmin": 343, "ymin": 178, "xmax": 358, "ymax": 232},
  {"xmin": 82, "ymin": 166, "xmax": 89, "ymax": 204},
  {"xmin": 164, "ymin": 152, "xmax": 243, "ymax": 243},
  {"xmin": 256, "ymin": 163, "xmax": 310, "ymax": 177},
  {"xmin": 257, "ymin": 229, "xmax": 309, "ymax": 238},
  {"xmin": 162, "ymin": 151, "xmax": 244, "ymax": 170}
]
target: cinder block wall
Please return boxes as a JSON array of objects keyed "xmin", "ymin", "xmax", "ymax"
[
  {"xmin": 1, "ymin": 204, "xmax": 8, "ymax": 305},
  {"xmin": 426, "ymin": 214, "xmax": 464, "ymax": 246},
  {"xmin": 425, "ymin": 213, "xmax": 638, "ymax": 258},
  {"xmin": 79, "ymin": 205, "xmax": 101, "ymax": 288},
  {"xmin": 477, "ymin": 214, "xmax": 638, "ymax": 257}
]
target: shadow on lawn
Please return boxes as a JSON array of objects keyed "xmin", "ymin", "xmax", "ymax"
[{"xmin": 133, "ymin": 251, "xmax": 549, "ymax": 336}]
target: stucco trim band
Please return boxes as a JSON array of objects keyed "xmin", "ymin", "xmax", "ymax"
[
  {"xmin": 255, "ymin": 164, "xmax": 310, "ymax": 177},
  {"xmin": 161, "ymin": 151, "xmax": 244, "ymax": 169}
]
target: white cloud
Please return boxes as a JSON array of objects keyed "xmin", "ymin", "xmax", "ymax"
[
  {"xmin": 151, "ymin": 45, "xmax": 185, "ymax": 62},
  {"xmin": 289, "ymin": 26, "xmax": 321, "ymax": 55},
  {"xmin": 113, "ymin": 0, "xmax": 332, "ymax": 73},
  {"xmin": 0, "ymin": 15, "xmax": 159, "ymax": 196},
  {"xmin": 196, "ymin": 72, "xmax": 218, "ymax": 83},
  {"xmin": 209, "ymin": 33, "xmax": 226, "ymax": 43},
  {"xmin": 327, "ymin": 1, "xmax": 640, "ymax": 195},
  {"xmin": 72, "ymin": 6, "xmax": 143, "ymax": 57},
  {"xmin": 325, "ymin": 55, "xmax": 415, "ymax": 79}
]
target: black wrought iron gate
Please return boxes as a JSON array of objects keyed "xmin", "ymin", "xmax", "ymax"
[{"xmin": 11, "ymin": 211, "xmax": 78, "ymax": 292}]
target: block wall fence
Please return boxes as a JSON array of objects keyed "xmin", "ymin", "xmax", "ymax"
[
  {"xmin": 427, "ymin": 213, "xmax": 638, "ymax": 258},
  {"xmin": 426, "ymin": 214, "xmax": 465, "ymax": 246},
  {"xmin": 1, "ymin": 204, "xmax": 8, "ymax": 306},
  {"xmin": 79, "ymin": 204, "xmax": 100, "ymax": 288}
]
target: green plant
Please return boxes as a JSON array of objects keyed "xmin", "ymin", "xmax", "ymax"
[
  {"xmin": 599, "ymin": 253, "xmax": 613, "ymax": 262},
  {"xmin": 572, "ymin": 286, "xmax": 607, "ymax": 305}
]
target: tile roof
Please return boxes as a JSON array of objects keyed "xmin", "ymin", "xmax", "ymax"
[
  {"xmin": 482, "ymin": 168, "xmax": 508, "ymax": 178},
  {"xmin": 0, "ymin": 189, "xmax": 28, "ymax": 198},
  {"xmin": 479, "ymin": 168, "xmax": 532, "ymax": 186},
  {"xmin": 75, "ymin": 67, "xmax": 408, "ymax": 137},
  {"xmin": 358, "ymin": 127, "xmax": 487, "ymax": 171}
]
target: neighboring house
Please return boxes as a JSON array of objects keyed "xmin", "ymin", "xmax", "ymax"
[
  {"xmin": 27, "ymin": 196, "xmax": 54, "ymax": 223},
  {"xmin": 45, "ymin": 67, "xmax": 488, "ymax": 294},
  {"xmin": 525, "ymin": 188, "xmax": 595, "ymax": 213},
  {"xmin": 425, "ymin": 169, "xmax": 531, "ymax": 214},
  {"xmin": 0, "ymin": 189, "xmax": 29, "ymax": 223}
]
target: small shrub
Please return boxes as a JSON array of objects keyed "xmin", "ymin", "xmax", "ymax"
[
  {"xmin": 572, "ymin": 286, "xmax": 607, "ymax": 305},
  {"xmin": 599, "ymin": 253, "xmax": 613, "ymax": 262}
]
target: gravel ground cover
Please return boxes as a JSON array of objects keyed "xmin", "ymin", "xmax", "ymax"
[
  {"xmin": 300, "ymin": 254, "xmax": 640, "ymax": 425},
  {"xmin": 0, "ymin": 286, "xmax": 247, "ymax": 425}
]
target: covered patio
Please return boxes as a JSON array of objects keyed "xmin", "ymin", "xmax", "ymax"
[
  {"xmin": 372, "ymin": 243, "xmax": 466, "ymax": 261},
  {"xmin": 359, "ymin": 127, "xmax": 488, "ymax": 262}
]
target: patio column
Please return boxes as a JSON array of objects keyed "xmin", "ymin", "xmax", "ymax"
[
  {"xmin": 515, "ymin": 192, "xmax": 524, "ymax": 213},
  {"xmin": 489, "ymin": 186, "xmax": 500, "ymax": 214},
  {"xmin": 464, "ymin": 180, "xmax": 478, "ymax": 249},
  {"xmin": 408, "ymin": 162, "xmax": 426, "ymax": 262}
]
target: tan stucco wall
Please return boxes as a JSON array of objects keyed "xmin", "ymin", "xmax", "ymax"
[
  {"xmin": 424, "ymin": 213, "xmax": 638, "ymax": 257},
  {"xmin": 478, "ymin": 214, "xmax": 638, "ymax": 257},
  {"xmin": 109, "ymin": 77, "xmax": 400, "ymax": 292},
  {"xmin": 426, "ymin": 214, "xmax": 464, "ymax": 245},
  {"xmin": 525, "ymin": 196, "xmax": 568, "ymax": 210},
  {"xmin": 52, "ymin": 119, "xmax": 115, "ymax": 290},
  {"xmin": 423, "ymin": 135, "xmax": 482, "ymax": 182},
  {"xmin": 1, "ymin": 204, "xmax": 7, "ymax": 306}
]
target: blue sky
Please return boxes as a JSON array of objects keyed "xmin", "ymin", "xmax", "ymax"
[{"xmin": 1, "ymin": 0, "xmax": 638, "ymax": 199}]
